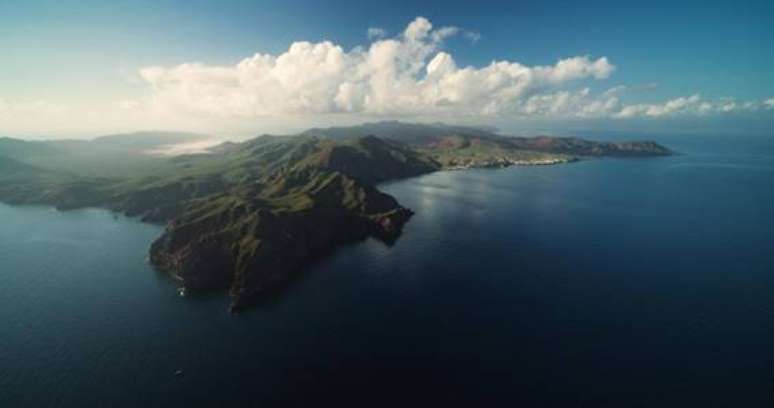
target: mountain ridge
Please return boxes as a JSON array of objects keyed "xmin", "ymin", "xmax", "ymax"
[{"xmin": 0, "ymin": 122, "xmax": 672, "ymax": 311}]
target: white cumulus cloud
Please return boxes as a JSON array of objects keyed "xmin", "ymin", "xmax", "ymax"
[
  {"xmin": 7, "ymin": 16, "xmax": 768, "ymax": 137},
  {"xmin": 138, "ymin": 17, "xmax": 618, "ymax": 119}
]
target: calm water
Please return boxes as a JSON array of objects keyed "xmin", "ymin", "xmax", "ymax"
[{"xmin": 1, "ymin": 134, "xmax": 773, "ymax": 407}]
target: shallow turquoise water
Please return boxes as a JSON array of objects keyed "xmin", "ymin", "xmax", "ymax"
[{"xmin": 1, "ymin": 133, "xmax": 773, "ymax": 406}]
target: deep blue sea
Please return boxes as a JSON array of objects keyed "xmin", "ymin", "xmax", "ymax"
[{"xmin": 1, "ymin": 133, "xmax": 773, "ymax": 407}]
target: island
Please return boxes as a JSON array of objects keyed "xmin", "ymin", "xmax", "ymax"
[{"xmin": 0, "ymin": 122, "xmax": 672, "ymax": 312}]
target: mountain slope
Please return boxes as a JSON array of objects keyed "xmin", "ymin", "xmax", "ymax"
[
  {"xmin": 0, "ymin": 137, "xmax": 62, "ymax": 161},
  {"xmin": 304, "ymin": 121, "xmax": 672, "ymax": 168},
  {"xmin": 507, "ymin": 136, "xmax": 673, "ymax": 157},
  {"xmin": 145, "ymin": 135, "xmax": 428, "ymax": 310},
  {"xmin": 303, "ymin": 120, "xmax": 501, "ymax": 145},
  {"xmin": 0, "ymin": 123, "xmax": 673, "ymax": 311}
]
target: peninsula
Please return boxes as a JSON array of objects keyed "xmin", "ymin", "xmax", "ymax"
[{"xmin": 0, "ymin": 122, "xmax": 671, "ymax": 311}]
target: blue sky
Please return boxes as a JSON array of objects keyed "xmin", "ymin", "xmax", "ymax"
[{"xmin": 1, "ymin": 0, "xmax": 773, "ymax": 137}]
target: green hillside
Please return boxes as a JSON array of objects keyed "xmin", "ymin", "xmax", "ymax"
[{"xmin": 0, "ymin": 123, "xmax": 672, "ymax": 311}]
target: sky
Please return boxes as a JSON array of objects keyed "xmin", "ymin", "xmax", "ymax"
[{"xmin": 1, "ymin": 0, "xmax": 773, "ymax": 138}]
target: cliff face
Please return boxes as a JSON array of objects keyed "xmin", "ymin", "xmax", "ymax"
[{"xmin": 150, "ymin": 199, "xmax": 412, "ymax": 312}]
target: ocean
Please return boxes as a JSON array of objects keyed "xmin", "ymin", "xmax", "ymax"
[{"xmin": 1, "ymin": 132, "xmax": 773, "ymax": 406}]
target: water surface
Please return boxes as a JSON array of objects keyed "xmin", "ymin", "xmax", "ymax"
[{"xmin": 1, "ymin": 133, "xmax": 773, "ymax": 406}]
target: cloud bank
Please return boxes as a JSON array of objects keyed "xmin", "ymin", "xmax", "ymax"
[
  {"xmin": 137, "ymin": 17, "xmax": 620, "ymax": 119},
  {"xmin": 2, "ymin": 17, "xmax": 771, "ymax": 136},
  {"xmin": 140, "ymin": 17, "xmax": 604, "ymax": 117},
  {"xmin": 134, "ymin": 17, "xmax": 770, "ymax": 122}
]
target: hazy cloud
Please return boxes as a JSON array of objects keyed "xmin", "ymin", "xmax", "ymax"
[
  {"xmin": 463, "ymin": 30, "xmax": 482, "ymax": 44},
  {"xmin": 615, "ymin": 95, "xmax": 768, "ymax": 118},
  {"xmin": 602, "ymin": 85, "xmax": 627, "ymax": 97},
  {"xmin": 616, "ymin": 95, "xmax": 703, "ymax": 118},
  {"xmin": 0, "ymin": 99, "xmax": 69, "ymax": 117},
  {"xmin": 367, "ymin": 27, "xmax": 386, "ymax": 40}
]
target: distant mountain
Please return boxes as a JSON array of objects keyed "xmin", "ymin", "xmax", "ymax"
[
  {"xmin": 304, "ymin": 120, "xmax": 672, "ymax": 158},
  {"xmin": 305, "ymin": 121, "xmax": 671, "ymax": 169},
  {"xmin": 303, "ymin": 120, "xmax": 501, "ymax": 146},
  {"xmin": 90, "ymin": 131, "xmax": 212, "ymax": 150},
  {"xmin": 1, "ymin": 131, "xmax": 211, "ymax": 155},
  {"xmin": 0, "ymin": 124, "xmax": 672, "ymax": 312},
  {"xmin": 0, "ymin": 156, "xmax": 79, "ymax": 205},
  {"xmin": 0, "ymin": 155, "xmax": 44, "ymax": 176},
  {"xmin": 0, "ymin": 132, "xmax": 214, "ymax": 178},
  {"xmin": 0, "ymin": 137, "xmax": 62, "ymax": 160},
  {"xmin": 506, "ymin": 136, "xmax": 673, "ymax": 157}
]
